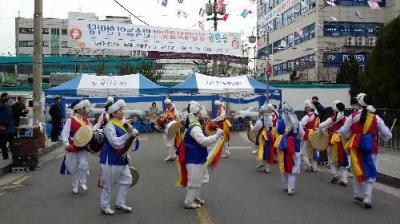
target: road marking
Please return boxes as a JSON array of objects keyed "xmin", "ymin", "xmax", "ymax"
[
  {"xmin": 375, "ymin": 182, "xmax": 400, "ymax": 199},
  {"xmin": 196, "ymin": 206, "xmax": 214, "ymax": 224},
  {"xmin": 12, "ymin": 175, "xmax": 30, "ymax": 185}
]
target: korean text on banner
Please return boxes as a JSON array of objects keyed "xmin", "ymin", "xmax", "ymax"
[{"xmin": 68, "ymin": 19, "xmax": 242, "ymax": 56}]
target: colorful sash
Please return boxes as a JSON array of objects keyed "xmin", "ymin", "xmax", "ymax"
[{"xmin": 345, "ymin": 112, "xmax": 377, "ymax": 182}]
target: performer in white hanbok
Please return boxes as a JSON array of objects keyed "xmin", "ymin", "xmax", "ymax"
[
  {"xmin": 212, "ymin": 100, "xmax": 231, "ymax": 158},
  {"xmin": 163, "ymin": 98, "xmax": 180, "ymax": 161},
  {"xmin": 318, "ymin": 100, "xmax": 349, "ymax": 186},
  {"xmin": 274, "ymin": 102, "xmax": 304, "ymax": 195},
  {"xmin": 338, "ymin": 93, "xmax": 392, "ymax": 209},
  {"xmin": 300, "ymin": 100, "xmax": 320, "ymax": 172},
  {"xmin": 178, "ymin": 101, "xmax": 223, "ymax": 209},
  {"xmin": 99, "ymin": 99, "xmax": 139, "ymax": 215},
  {"xmin": 61, "ymin": 100, "xmax": 92, "ymax": 194}
]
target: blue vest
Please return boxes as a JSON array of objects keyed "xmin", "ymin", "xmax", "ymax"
[
  {"xmin": 184, "ymin": 125, "xmax": 208, "ymax": 164},
  {"xmin": 100, "ymin": 124, "xmax": 129, "ymax": 165},
  {"xmin": 277, "ymin": 119, "xmax": 301, "ymax": 153}
]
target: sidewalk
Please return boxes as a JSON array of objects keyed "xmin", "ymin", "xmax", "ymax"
[
  {"xmin": 0, "ymin": 140, "xmax": 62, "ymax": 177},
  {"xmin": 377, "ymin": 147, "xmax": 400, "ymax": 188}
]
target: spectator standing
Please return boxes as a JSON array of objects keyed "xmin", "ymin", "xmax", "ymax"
[
  {"xmin": 149, "ymin": 102, "xmax": 159, "ymax": 131},
  {"xmin": 0, "ymin": 93, "xmax": 16, "ymax": 160},
  {"xmin": 12, "ymin": 96, "xmax": 29, "ymax": 128},
  {"xmin": 312, "ymin": 96, "xmax": 325, "ymax": 121},
  {"xmin": 49, "ymin": 96, "xmax": 63, "ymax": 142}
]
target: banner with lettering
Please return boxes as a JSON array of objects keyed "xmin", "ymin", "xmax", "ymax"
[{"xmin": 68, "ymin": 19, "xmax": 242, "ymax": 56}]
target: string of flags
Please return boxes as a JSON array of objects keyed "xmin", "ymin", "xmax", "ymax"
[{"xmin": 353, "ymin": 11, "xmax": 363, "ymax": 20}]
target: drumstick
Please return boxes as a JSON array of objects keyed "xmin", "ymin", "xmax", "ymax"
[{"xmin": 389, "ymin": 118, "xmax": 397, "ymax": 133}]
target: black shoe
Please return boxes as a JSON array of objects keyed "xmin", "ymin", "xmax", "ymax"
[
  {"xmin": 331, "ymin": 177, "xmax": 339, "ymax": 184},
  {"xmin": 353, "ymin": 197, "xmax": 363, "ymax": 203},
  {"xmin": 339, "ymin": 181, "xmax": 347, "ymax": 187}
]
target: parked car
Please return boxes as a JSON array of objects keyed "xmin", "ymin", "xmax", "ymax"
[{"xmin": 232, "ymin": 106, "xmax": 259, "ymax": 119}]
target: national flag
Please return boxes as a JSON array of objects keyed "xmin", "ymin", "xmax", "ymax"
[
  {"xmin": 222, "ymin": 13, "xmax": 229, "ymax": 21},
  {"xmin": 241, "ymin": 9, "xmax": 249, "ymax": 18},
  {"xmin": 326, "ymin": 0, "xmax": 336, "ymax": 6}
]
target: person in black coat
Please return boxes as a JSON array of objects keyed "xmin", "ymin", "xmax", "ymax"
[
  {"xmin": 312, "ymin": 96, "xmax": 326, "ymax": 121},
  {"xmin": 49, "ymin": 96, "xmax": 63, "ymax": 142},
  {"xmin": 12, "ymin": 96, "xmax": 29, "ymax": 128},
  {"xmin": 0, "ymin": 93, "xmax": 16, "ymax": 160}
]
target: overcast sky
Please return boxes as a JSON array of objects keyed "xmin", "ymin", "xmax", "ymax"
[{"xmin": 0, "ymin": 0, "xmax": 257, "ymax": 55}]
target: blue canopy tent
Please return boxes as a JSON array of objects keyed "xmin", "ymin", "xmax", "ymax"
[
  {"xmin": 45, "ymin": 73, "xmax": 167, "ymax": 97},
  {"xmin": 169, "ymin": 72, "xmax": 282, "ymax": 116}
]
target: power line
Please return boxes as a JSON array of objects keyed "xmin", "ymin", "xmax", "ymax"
[{"xmin": 112, "ymin": 0, "xmax": 150, "ymax": 26}]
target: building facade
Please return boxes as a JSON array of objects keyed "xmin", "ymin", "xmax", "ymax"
[{"xmin": 256, "ymin": 0, "xmax": 400, "ymax": 82}]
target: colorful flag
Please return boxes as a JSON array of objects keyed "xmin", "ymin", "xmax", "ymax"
[
  {"xmin": 199, "ymin": 7, "xmax": 205, "ymax": 17},
  {"xmin": 353, "ymin": 11, "xmax": 363, "ymax": 19},
  {"xmin": 326, "ymin": 0, "xmax": 336, "ymax": 6},
  {"xmin": 241, "ymin": 9, "xmax": 249, "ymax": 18},
  {"xmin": 368, "ymin": 0, "xmax": 380, "ymax": 9},
  {"xmin": 205, "ymin": 138, "xmax": 225, "ymax": 169},
  {"xmin": 215, "ymin": 0, "xmax": 225, "ymax": 13},
  {"xmin": 222, "ymin": 13, "xmax": 229, "ymax": 21}
]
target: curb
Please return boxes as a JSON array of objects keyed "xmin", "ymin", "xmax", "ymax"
[
  {"xmin": 0, "ymin": 141, "xmax": 62, "ymax": 177},
  {"xmin": 377, "ymin": 172, "xmax": 400, "ymax": 189}
]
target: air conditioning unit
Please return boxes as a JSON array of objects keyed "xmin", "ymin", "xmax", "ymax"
[
  {"xmin": 355, "ymin": 36, "xmax": 366, "ymax": 46},
  {"xmin": 345, "ymin": 36, "xmax": 355, "ymax": 46},
  {"xmin": 366, "ymin": 37, "xmax": 377, "ymax": 46}
]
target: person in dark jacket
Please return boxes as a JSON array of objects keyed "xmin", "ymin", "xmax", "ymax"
[
  {"xmin": 312, "ymin": 96, "xmax": 325, "ymax": 121},
  {"xmin": 0, "ymin": 93, "xmax": 16, "ymax": 160},
  {"xmin": 12, "ymin": 96, "xmax": 29, "ymax": 128},
  {"xmin": 49, "ymin": 96, "xmax": 63, "ymax": 142}
]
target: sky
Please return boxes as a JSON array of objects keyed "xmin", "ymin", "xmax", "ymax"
[{"xmin": 0, "ymin": 0, "xmax": 257, "ymax": 55}]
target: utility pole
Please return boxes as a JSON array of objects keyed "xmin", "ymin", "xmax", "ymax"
[
  {"xmin": 32, "ymin": 0, "xmax": 43, "ymax": 122},
  {"xmin": 205, "ymin": 0, "xmax": 225, "ymax": 76}
]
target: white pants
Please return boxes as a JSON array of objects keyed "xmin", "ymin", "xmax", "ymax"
[
  {"xmin": 223, "ymin": 141, "xmax": 230, "ymax": 155},
  {"xmin": 327, "ymin": 146, "xmax": 348, "ymax": 183},
  {"xmin": 163, "ymin": 135, "xmax": 176, "ymax": 158},
  {"xmin": 100, "ymin": 164, "xmax": 132, "ymax": 209},
  {"xmin": 184, "ymin": 164, "xmax": 209, "ymax": 205},
  {"xmin": 352, "ymin": 154, "xmax": 379, "ymax": 203},
  {"xmin": 301, "ymin": 140, "xmax": 317, "ymax": 168},
  {"xmin": 281, "ymin": 173, "xmax": 297, "ymax": 190},
  {"xmin": 65, "ymin": 150, "xmax": 89, "ymax": 188}
]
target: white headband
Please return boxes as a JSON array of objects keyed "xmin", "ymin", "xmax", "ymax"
[
  {"xmin": 73, "ymin": 100, "xmax": 91, "ymax": 111},
  {"xmin": 107, "ymin": 99, "xmax": 126, "ymax": 114}
]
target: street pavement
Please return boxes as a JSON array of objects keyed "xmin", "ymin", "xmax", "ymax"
[{"xmin": 0, "ymin": 132, "xmax": 400, "ymax": 224}]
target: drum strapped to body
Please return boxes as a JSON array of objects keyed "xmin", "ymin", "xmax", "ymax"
[
  {"xmin": 129, "ymin": 166, "xmax": 140, "ymax": 187},
  {"xmin": 73, "ymin": 125, "xmax": 94, "ymax": 148},
  {"xmin": 155, "ymin": 115, "xmax": 167, "ymax": 130},
  {"xmin": 247, "ymin": 127, "xmax": 257, "ymax": 144},
  {"xmin": 310, "ymin": 130, "xmax": 329, "ymax": 151},
  {"xmin": 165, "ymin": 120, "xmax": 179, "ymax": 139},
  {"xmin": 205, "ymin": 121, "xmax": 218, "ymax": 136},
  {"xmin": 88, "ymin": 130, "xmax": 105, "ymax": 154}
]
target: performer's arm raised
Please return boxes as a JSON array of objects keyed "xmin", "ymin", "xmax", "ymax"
[
  {"xmin": 104, "ymin": 124, "xmax": 133, "ymax": 149},
  {"xmin": 190, "ymin": 125, "xmax": 222, "ymax": 147},
  {"xmin": 376, "ymin": 116, "xmax": 392, "ymax": 141},
  {"xmin": 212, "ymin": 108, "xmax": 225, "ymax": 122}
]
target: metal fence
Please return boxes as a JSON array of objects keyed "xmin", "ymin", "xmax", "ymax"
[{"xmin": 375, "ymin": 109, "xmax": 400, "ymax": 150}]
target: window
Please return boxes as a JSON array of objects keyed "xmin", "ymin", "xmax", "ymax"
[
  {"xmin": 282, "ymin": 9, "xmax": 293, "ymax": 26},
  {"xmin": 42, "ymin": 41, "xmax": 49, "ymax": 47},
  {"xmin": 19, "ymin": 28, "xmax": 33, "ymax": 34},
  {"xmin": 309, "ymin": 0, "xmax": 316, "ymax": 9},
  {"xmin": 310, "ymin": 23, "xmax": 315, "ymax": 38},
  {"xmin": 293, "ymin": 3, "xmax": 301, "ymax": 19},
  {"xmin": 43, "ymin": 28, "xmax": 49, "ymax": 34},
  {"xmin": 51, "ymin": 28, "xmax": 59, "ymax": 35},
  {"xmin": 301, "ymin": 1, "xmax": 309, "ymax": 14},
  {"xmin": 61, "ymin": 29, "xmax": 68, "ymax": 35},
  {"xmin": 288, "ymin": 33, "xmax": 294, "ymax": 47},
  {"xmin": 19, "ymin": 41, "xmax": 34, "ymax": 47},
  {"xmin": 61, "ymin": 41, "xmax": 68, "ymax": 48},
  {"xmin": 275, "ymin": 15, "xmax": 283, "ymax": 29}
]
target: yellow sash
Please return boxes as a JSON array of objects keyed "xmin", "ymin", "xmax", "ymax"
[
  {"xmin": 72, "ymin": 114, "xmax": 87, "ymax": 126},
  {"xmin": 223, "ymin": 119, "xmax": 231, "ymax": 141},
  {"xmin": 109, "ymin": 118, "xmax": 128, "ymax": 133},
  {"xmin": 257, "ymin": 128, "xmax": 267, "ymax": 161},
  {"xmin": 330, "ymin": 133, "xmax": 341, "ymax": 164}
]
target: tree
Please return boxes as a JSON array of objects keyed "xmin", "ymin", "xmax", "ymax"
[
  {"xmin": 118, "ymin": 58, "xmax": 163, "ymax": 83},
  {"xmin": 362, "ymin": 16, "xmax": 400, "ymax": 108},
  {"xmin": 336, "ymin": 55, "xmax": 360, "ymax": 97}
]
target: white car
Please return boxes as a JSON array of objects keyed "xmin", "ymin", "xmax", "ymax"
[{"xmin": 232, "ymin": 106, "xmax": 259, "ymax": 119}]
